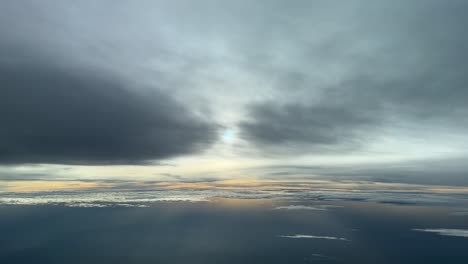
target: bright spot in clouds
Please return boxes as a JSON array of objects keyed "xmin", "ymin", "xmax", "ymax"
[{"xmin": 222, "ymin": 129, "xmax": 235, "ymax": 143}]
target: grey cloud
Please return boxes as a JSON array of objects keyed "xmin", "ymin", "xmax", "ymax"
[
  {"xmin": 0, "ymin": 54, "xmax": 218, "ymax": 165},
  {"xmin": 2, "ymin": 0, "xmax": 468, "ymax": 184},
  {"xmin": 238, "ymin": 0, "xmax": 468, "ymax": 153},
  {"xmin": 239, "ymin": 101, "xmax": 378, "ymax": 153},
  {"xmin": 318, "ymin": 158, "xmax": 468, "ymax": 186},
  {"xmin": 0, "ymin": 1, "xmax": 226, "ymax": 166},
  {"xmin": 258, "ymin": 157, "xmax": 468, "ymax": 186},
  {"xmin": 450, "ymin": 211, "xmax": 468, "ymax": 216}
]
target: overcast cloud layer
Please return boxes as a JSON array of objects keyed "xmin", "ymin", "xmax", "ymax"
[
  {"xmin": 238, "ymin": 0, "xmax": 468, "ymax": 153},
  {"xmin": 1, "ymin": 1, "xmax": 468, "ymax": 185}
]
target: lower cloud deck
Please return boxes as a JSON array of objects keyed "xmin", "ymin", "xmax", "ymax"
[{"xmin": 1, "ymin": 194, "xmax": 468, "ymax": 264}]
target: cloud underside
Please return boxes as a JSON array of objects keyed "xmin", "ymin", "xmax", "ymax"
[
  {"xmin": 240, "ymin": 103, "xmax": 377, "ymax": 152},
  {"xmin": 240, "ymin": 76, "xmax": 468, "ymax": 154},
  {"xmin": 238, "ymin": 1, "xmax": 468, "ymax": 153},
  {"xmin": 0, "ymin": 60, "xmax": 218, "ymax": 165}
]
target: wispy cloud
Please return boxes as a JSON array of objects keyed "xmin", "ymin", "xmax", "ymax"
[
  {"xmin": 0, "ymin": 190, "xmax": 210, "ymax": 207},
  {"xmin": 278, "ymin": 234, "xmax": 349, "ymax": 241},
  {"xmin": 310, "ymin": 253, "xmax": 338, "ymax": 261},
  {"xmin": 1, "ymin": 185, "xmax": 468, "ymax": 208},
  {"xmin": 412, "ymin": 229, "xmax": 468, "ymax": 238},
  {"xmin": 450, "ymin": 211, "xmax": 468, "ymax": 216},
  {"xmin": 274, "ymin": 205, "xmax": 343, "ymax": 211}
]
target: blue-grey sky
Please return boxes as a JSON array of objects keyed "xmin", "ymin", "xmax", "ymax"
[{"xmin": 1, "ymin": 0, "xmax": 468, "ymax": 187}]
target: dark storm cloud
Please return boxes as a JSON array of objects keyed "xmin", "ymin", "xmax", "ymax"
[
  {"xmin": 0, "ymin": 55, "xmax": 218, "ymax": 165},
  {"xmin": 239, "ymin": 102, "xmax": 378, "ymax": 152},
  {"xmin": 0, "ymin": 1, "xmax": 224, "ymax": 165},
  {"xmin": 239, "ymin": 0, "xmax": 468, "ymax": 152}
]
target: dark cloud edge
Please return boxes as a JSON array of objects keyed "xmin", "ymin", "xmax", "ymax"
[{"xmin": 0, "ymin": 48, "xmax": 220, "ymax": 165}]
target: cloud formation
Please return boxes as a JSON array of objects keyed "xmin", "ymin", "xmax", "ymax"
[
  {"xmin": 413, "ymin": 229, "xmax": 468, "ymax": 238},
  {"xmin": 279, "ymin": 234, "xmax": 349, "ymax": 241},
  {"xmin": 238, "ymin": 0, "xmax": 468, "ymax": 154},
  {"xmin": 1, "ymin": 0, "xmax": 468, "ymax": 186},
  {"xmin": 239, "ymin": 102, "xmax": 378, "ymax": 153},
  {"xmin": 450, "ymin": 211, "xmax": 468, "ymax": 216},
  {"xmin": 274, "ymin": 205, "xmax": 342, "ymax": 211},
  {"xmin": 0, "ymin": 51, "xmax": 218, "ymax": 165}
]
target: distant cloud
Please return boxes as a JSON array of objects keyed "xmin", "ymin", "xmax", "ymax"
[
  {"xmin": 260, "ymin": 157, "xmax": 468, "ymax": 186},
  {"xmin": 450, "ymin": 211, "xmax": 468, "ymax": 216},
  {"xmin": 279, "ymin": 234, "xmax": 349, "ymax": 241},
  {"xmin": 310, "ymin": 253, "xmax": 338, "ymax": 261},
  {"xmin": 2, "ymin": 180, "xmax": 468, "ymax": 207},
  {"xmin": 0, "ymin": 190, "xmax": 211, "ymax": 207},
  {"xmin": 274, "ymin": 205, "xmax": 343, "ymax": 211},
  {"xmin": 412, "ymin": 229, "xmax": 468, "ymax": 238}
]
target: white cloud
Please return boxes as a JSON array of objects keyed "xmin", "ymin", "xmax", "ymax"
[
  {"xmin": 278, "ymin": 234, "xmax": 349, "ymax": 241},
  {"xmin": 412, "ymin": 229, "xmax": 468, "ymax": 238},
  {"xmin": 0, "ymin": 190, "xmax": 210, "ymax": 207}
]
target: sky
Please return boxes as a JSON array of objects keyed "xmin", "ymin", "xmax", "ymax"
[{"xmin": 1, "ymin": 0, "xmax": 468, "ymax": 190}]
